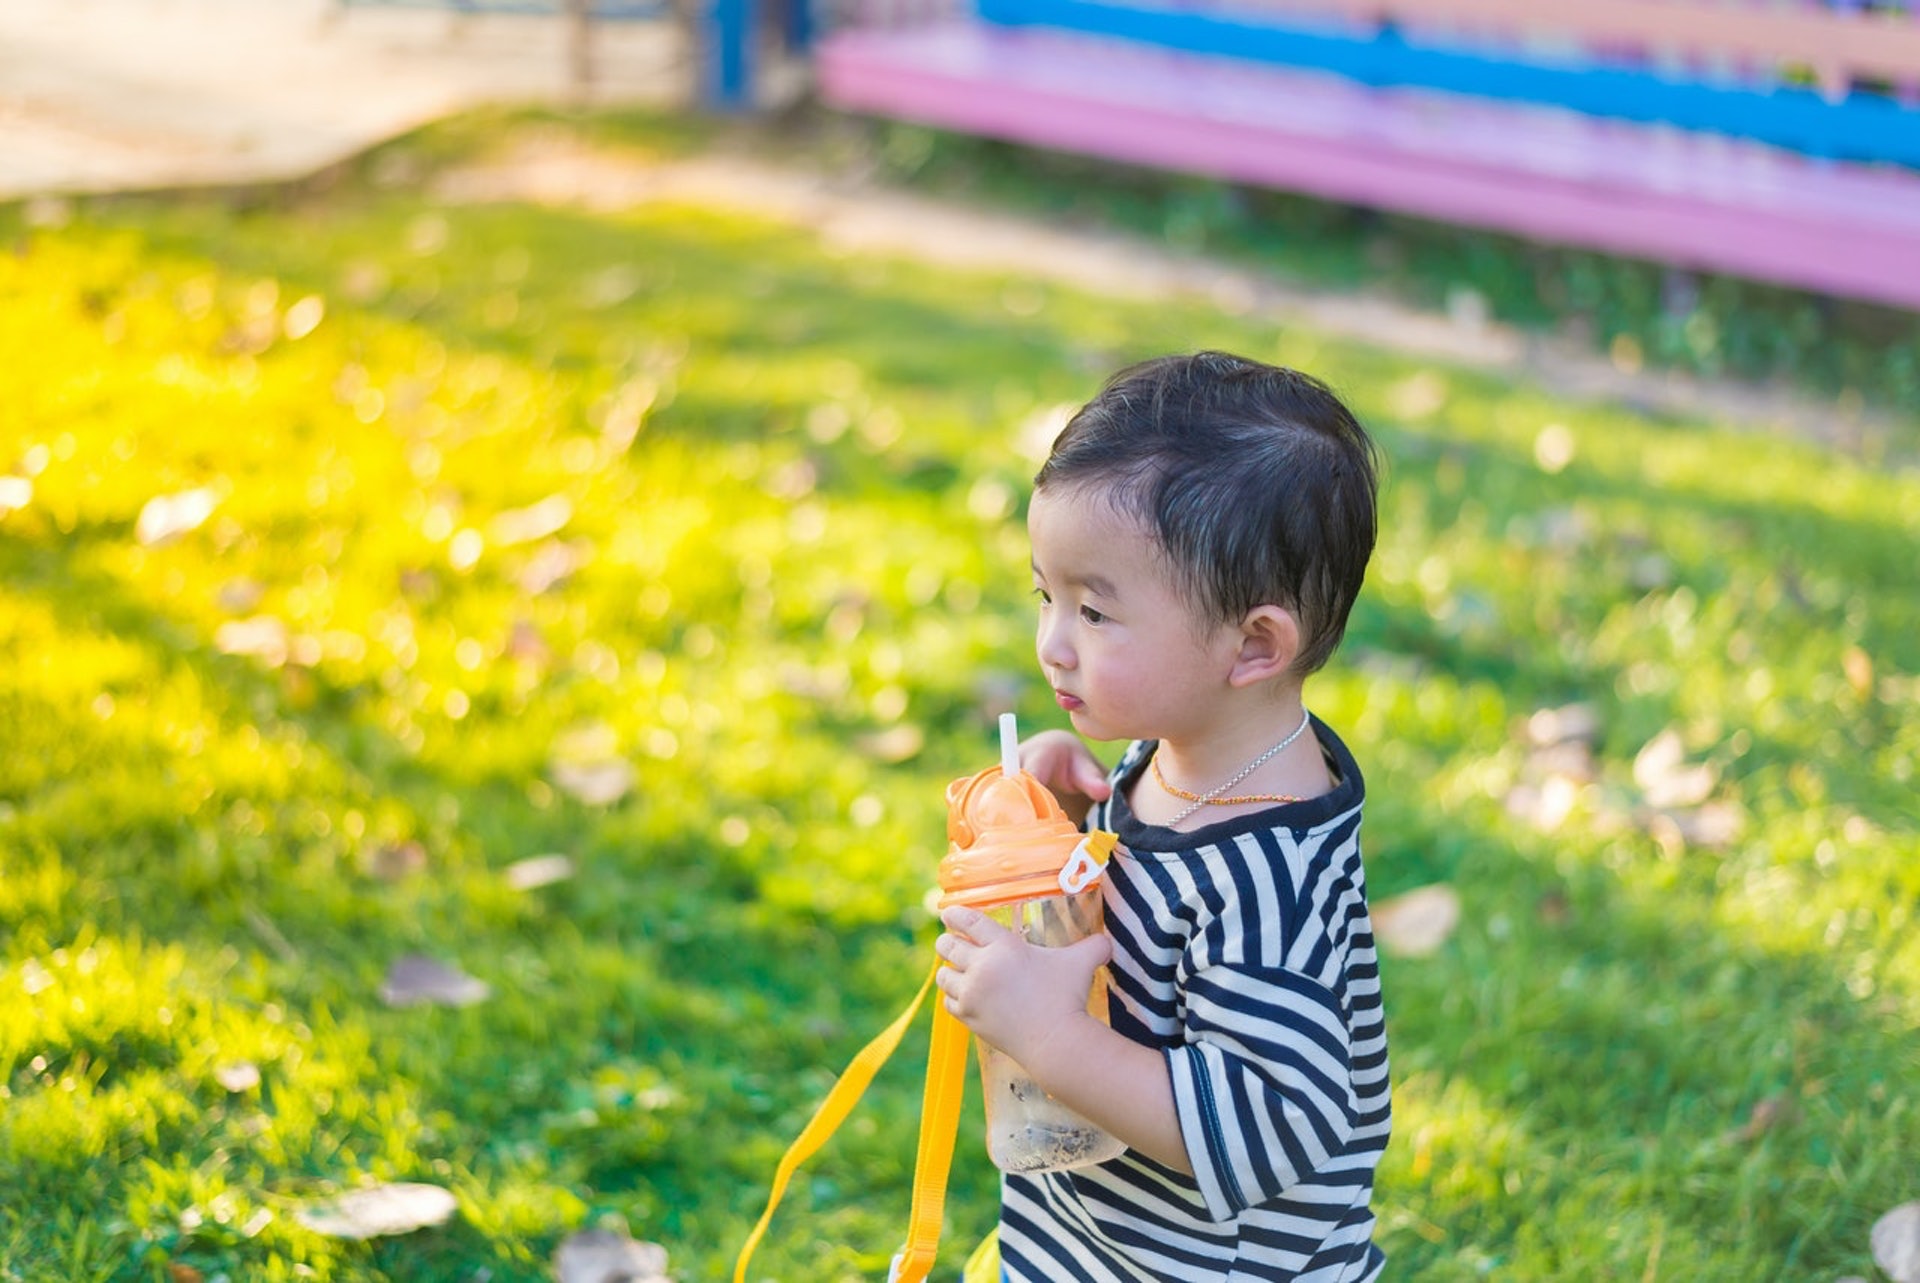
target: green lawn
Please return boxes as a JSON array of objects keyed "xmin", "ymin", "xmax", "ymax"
[{"xmin": 3, "ymin": 110, "xmax": 1917, "ymax": 1281}]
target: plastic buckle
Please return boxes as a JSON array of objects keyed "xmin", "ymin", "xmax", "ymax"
[{"xmin": 1057, "ymin": 836, "xmax": 1106, "ymax": 894}]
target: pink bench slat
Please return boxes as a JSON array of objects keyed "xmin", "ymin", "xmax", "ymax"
[{"xmin": 817, "ymin": 23, "xmax": 1920, "ymax": 310}]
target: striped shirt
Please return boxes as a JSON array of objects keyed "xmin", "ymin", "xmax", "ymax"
[{"xmin": 1001, "ymin": 718, "xmax": 1391, "ymax": 1282}]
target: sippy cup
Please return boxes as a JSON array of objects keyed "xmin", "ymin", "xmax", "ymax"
[{"xmin": 937, "ymin": 714, "xmax": 1129, "ymax": 1175}]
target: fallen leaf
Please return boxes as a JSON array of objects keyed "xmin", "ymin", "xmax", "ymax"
[
  {"xmin": 856, "ymin": 724, "xmax": 925, "ymax": 763},
  {"xmin": 554, "ymin": 1227, "xmax": 671, "ymax": 1283},
  {"xmin": 1525, "ymin": 703, "xmax": 1602, "ymax": 748},
  {"xmin": 490, "ymin": 494, "xmax": 573, "ymax": 547},
  {"xmin": 551, "ymin": 759, "xmax": 636, "ymax": 806},
  {"xmin": 283, "ymin": 294, "xmax": 326, "ymax": 340},
  {"xmin": 1504, "ymin": 776, "xmax": 1581, "ymax": 833},
  {"xmin": 1723, "ymin": 1092, "xmax": 1793, "ymax": 1144},
  {"xmin": 0, "ymin": 476, "xmax": 32, "ymax": 515},
  {"xmin": 216, "ymin": 578, "xmax": 266, "ymax": 613},
  {"xmin": 166, "ymin": 1262, "xmax": 203, "ymax": 1283},
  {"xmin": 1633, "ymin": 728, "xmax": 1715, "ymax": 808},
  {"xmin": 215, "ymin": 616, "xmax": 290, "ymax": 667},
  {"xmin": 1386, "ymin": 369, "xmax": 1447, "ymax": 420},
  {"xmin": 1844, "ymin": 646, "xmax": 1875, "ymax": 700},
  {"xmin": 1875, "ymin": 1202, "xmax": 1920, "ymax": 1283},
  {"xmin": 364, "ymin": 840, "xmax": 428, "ymax": 881},
  {"xmin": 1656, "ymin": 801, "xmax": 1743, "ymax": 849},
  {"xmin": 519, "ymin": 539, "xmax": 586, "ymax": 595},
  {"xmin": 379, "ymin": 955, "xmax": 490, "ymax": 1008},
  {"xmin": 136, "ymin": 487, "xmax": 219, "ymax": 546},
  {"xmin": 294, "ymin": 1182, "xmax": 458, "ymax": 1239},
  {"xmin": 505, "ymin": 853, "xmax": 575, "ymax": 890},
  {"xmin": 1370, "ymin": 885, "xmax": 1461, "ymax": 958},
  {"xmin": 214, "ymin": 1061, "xmax": 261, "ymax": 1093},
  {"xmin": 506, "ymin": 619, "xmax": 551, "ymax": 665}
]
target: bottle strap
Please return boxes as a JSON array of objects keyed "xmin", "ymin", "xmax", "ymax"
[
  {"xmin": 888, "ymin": 996, "xmax": 970, "ymax": 1282},
  {"xmin": 733, "ymin": 960, "xmax": 970, "ymax": 1283}
]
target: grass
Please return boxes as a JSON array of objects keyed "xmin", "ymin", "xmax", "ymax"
[{"xmin": 2, "ymin": 106, "xmax": 1917, "ymax": 1280}]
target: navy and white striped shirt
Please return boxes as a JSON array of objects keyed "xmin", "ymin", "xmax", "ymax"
[{"xmin": 1002, "ymin": 718, "xmax": 1390, "ymax": 1282}]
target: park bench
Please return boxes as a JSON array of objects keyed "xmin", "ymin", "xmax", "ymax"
[{"xmin": 800, "ymin": 0, "xmax": 1920, "ymax": 312}]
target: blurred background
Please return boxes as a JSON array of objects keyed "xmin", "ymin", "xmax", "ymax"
[{"xmin": 3, "ymin": 1, "xmax": 1918, "ymax": 1280}]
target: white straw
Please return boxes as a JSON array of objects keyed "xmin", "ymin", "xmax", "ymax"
[{"xmin": 999, "ymin": 712, "xmax": 1020, "ymax": 778}]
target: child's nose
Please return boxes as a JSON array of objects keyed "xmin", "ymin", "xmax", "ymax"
[{"xmin": 1035, "ymin": 613, "xmax": 1074, "ymax": 670}]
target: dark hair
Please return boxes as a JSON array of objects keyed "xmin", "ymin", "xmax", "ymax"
[{"xmin": 1034, "ymin": 351, "xmax": 1378, "ymax": 674}]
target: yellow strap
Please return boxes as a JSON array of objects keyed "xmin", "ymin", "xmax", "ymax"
[
  {"xmin": 732, "ymin": 964, "xmax": 941, "ymax": 1283},
  {"xmin": 889, "ymin": 995, "xmax": 972, "ymax": 1282}
]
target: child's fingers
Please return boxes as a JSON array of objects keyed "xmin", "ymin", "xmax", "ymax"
[
  {"xmin": 939, "ymin": 904, "xmax": 1011, "ymax": 944},
  {"xmin": 1074, "ymin": 756, "xmax": 1113, "ymax": 800}
]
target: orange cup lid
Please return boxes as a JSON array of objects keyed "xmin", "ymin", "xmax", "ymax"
[{"xmin": 938, "ymin": 766, "xmax": 1107, "ymax": 909}]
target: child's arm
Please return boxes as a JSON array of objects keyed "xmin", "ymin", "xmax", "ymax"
[{"xmin": 935, "ymin": 905, "xmax": 1192, "ymax": 1174}]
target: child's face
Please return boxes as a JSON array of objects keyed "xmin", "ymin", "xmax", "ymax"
[{"xmin": 1028, "ymin": 486, "xmax": 1243, "ymax": 745}]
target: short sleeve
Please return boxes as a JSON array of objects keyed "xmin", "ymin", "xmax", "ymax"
[{"xmin": 1163, "ymin": 962, "xmax": 1358, "ymax": 1221}]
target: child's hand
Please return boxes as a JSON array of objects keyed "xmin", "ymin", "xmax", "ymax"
[
  {"xmin": 1019, "ymin": 731, "xmax": 1111, "ymax": 825},
  {"xmin": 934, "ymin": 905, "xmax": 1113, "ymax": 1068}
]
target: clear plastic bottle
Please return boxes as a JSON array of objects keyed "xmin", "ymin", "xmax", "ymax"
[{"xmin": 939, "ymin": 716, "xmax": 1128, "ymax": 1175}]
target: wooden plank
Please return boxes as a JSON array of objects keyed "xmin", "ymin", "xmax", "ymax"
[
  {"xmin": 978, "ymin": 0, "xmax": 1920, "ymax": 167},
  {"xmin": 1245, "ymin": 0, "xmax": 1920, "ymax": 90},
  {"xmin": 817, "ymin": 24, "xmax": 1920, "ymax": 310}
]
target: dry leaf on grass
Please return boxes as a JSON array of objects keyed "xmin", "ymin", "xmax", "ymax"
[
  {"xmin": 136, "ymin": 487, "xmax": 219, "ymax": 546},
  {"xmin": 1633, "ymin": 728, "xmax": 1716, "ymax": 809},
  {"xmin": 1371, "ymin": 885, "xmax": 1461, "ymax": 958},
  {"xmin": 215, "ymin": 616, "xmax": 291, "ymax": 667},
  {"xmin": 1873, "ymin": 1202, "xmax": 1920, "ymax": 1283},
  {"xmin": 1642, "ymin": 801, "xmax": 1744, "ymax": 854},
  {"xmin": 505, "ymin": 853, "xmax": 575, "ymax": 890},
  {"xmin": 1525, "ymin": 702, "xmax": 1602, "ymax": 748},
  {"xmin": 379, "ymin": 955, "xmax": 490, "ymax": 1008},
  {"xmin": 294, "ymin": 1181, "xmax": 458, "ymax": 1239},
  {"xmin": 856, "ymin": 724, "xmax": 925, "ymax": 763},
  {"xmin": 554, "ymin": 1228, "xmax": 671, "ymax": 1283},
  {"xmin": 1721, "ymin": 1092, "xmax": 1792, "ymax": 1145},
  {"xmin": 551, "ymin": 758, "xmax": 636, "ymax": 806},
  {"xmin": 0, "ymin": 476, "xmax": 32, "ymax": 517},
  {"xmin": 489, "ymin": 494, "xmax": 573, "ymax": 547},
  {"xmin": 214, "ymin": 1061, "xmax": 261, "ymax": 1093},
  {"xmin": 364, "ymin": 840, "xmax": 428, "ymax": 881},
  {"xmin": 550, "ymin": 722, "xmax": 636, "ymax": 805}
]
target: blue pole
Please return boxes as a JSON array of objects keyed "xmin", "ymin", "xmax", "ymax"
[{"xmin": 705, "ymin": 0, "xmax": 756, "ymax": 109}]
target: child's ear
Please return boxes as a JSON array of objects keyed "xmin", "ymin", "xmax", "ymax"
[{"xmin": 1228, "ymin": 605, "xmax": 1301, "ymax": 687}]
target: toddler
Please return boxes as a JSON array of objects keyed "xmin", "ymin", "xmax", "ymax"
[{"xmin": 936, "ymin": 351, "xmax": 1391, "ymax": 1281}]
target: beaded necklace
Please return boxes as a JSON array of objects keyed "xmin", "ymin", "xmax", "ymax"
[{"xmin": 1154, "ymin": 708, "xmax": 1312, "ymax": 826}]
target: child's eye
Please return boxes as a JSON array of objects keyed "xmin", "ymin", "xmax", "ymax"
[{"xmin": 1079, "ymin": 605, "xmax": 1107, "ymax": 626}]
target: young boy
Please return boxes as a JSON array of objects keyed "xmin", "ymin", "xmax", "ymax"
[{"xmin": 935, "ymin": 351, "xmax": 1390, "ymax": 1281}]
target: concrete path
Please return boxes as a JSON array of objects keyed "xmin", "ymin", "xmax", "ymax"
[{"xmin": 0, "ymin": 0, "xmax": 685, "ymax": 198}]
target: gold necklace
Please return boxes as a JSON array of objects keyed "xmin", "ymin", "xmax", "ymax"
[
  {"xmin": 1154, "ymin": 708, "xmax": 1311, "ymax": 824},
  {"xmin": 1152, "ymin": 756, "xmax": 1302, "ymax": 807}
]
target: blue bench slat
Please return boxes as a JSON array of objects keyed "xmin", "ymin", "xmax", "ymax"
[{"xmin": 976, "ymin": 0, "xmax": 1920, "ymax": 169}]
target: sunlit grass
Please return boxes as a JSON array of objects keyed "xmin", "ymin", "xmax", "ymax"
[{"xmin": 2, "ymin": 110, "xmax": 1917, "ymax": 1280}]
